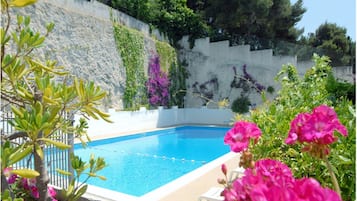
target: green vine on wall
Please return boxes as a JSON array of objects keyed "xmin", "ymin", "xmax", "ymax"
[
  {"xmin": 113, "ymin": 24, "xmax": 147, "ymax": 110},
  {"xmin": 155, "ymin": 40, "xmax": 177, "ymax": 72},
  {"xmin": 111, "ymin": 9, "xmax": 184, "ymax": 109},
  {"xmin": 155, "ymin": 40, "xmax": 187, "ymax": 108}
]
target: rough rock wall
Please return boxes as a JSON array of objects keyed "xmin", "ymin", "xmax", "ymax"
[{"xmin": 8, "ymin": 0, "xmax": 158, "ymax": 110}]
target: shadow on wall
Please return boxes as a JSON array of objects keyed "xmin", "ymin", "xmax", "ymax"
[
  {"xmin": 156, "ymin": 107, "xmax": 234, "ymax": 127},
  {"xmin": 78, "ymin": 107, "xmax": 235, "ymax": 138}
]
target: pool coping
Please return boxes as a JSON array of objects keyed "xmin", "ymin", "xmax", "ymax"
[{"xmin": 83, "ymin": 152, "xmax": 236, "ymax": 201}]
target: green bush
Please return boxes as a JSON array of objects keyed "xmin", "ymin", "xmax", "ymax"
[
  {"xmin": 326, "ymin": 73, "xmax": 356, "ymax": 104},
  {"xmin": 235, "ymin": 55, "xmax": 355, "ymax": 201},
  {"xmin": 231, "ymin": 96, "xmax": 251, "ymax": 114},
  {"xmin": 267, "ymin": 86, "xmax": 275, "ymax": 94}
]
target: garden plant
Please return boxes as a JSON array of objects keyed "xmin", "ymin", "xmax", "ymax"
[
  {"xmin": 220, "ymin": 55, "xmax": 355, "ymax": 201},
  {"xmin": 146, "ymin": 55, "xmax": 170, "ymax": 108},
  {"xmin": 1, "ymin": 0, "xmax": 111, "ymax": 200}
]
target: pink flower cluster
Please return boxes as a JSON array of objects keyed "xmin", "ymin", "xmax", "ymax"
[
  {"xmin": 3, "ymin": 167, "xmax": 57, "ymax": 200},
  {"xmin": 224, "ymin": 121, "xmax": 262, "ymax": 152},
  {"xmin": 285, "ymin": 105, "xmax": 348, "ymax": 145},
  {"xmin": 222, "ymin": 159, "xmax": 341, "ymax": 201}
]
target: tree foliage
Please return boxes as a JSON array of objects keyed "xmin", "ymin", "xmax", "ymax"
[
  {"xmin": 302, "ymin": 22, "xmax": 355, "ymax": 66},
  {"xmin": 100, "ymin": 0, "xmax": 153, "ymax": 23},
  {"xmin": 191, "ymin": 0, "xmax": 305, "ymax": 48},
  {"xmin": 101, "ymin": 0, "xmax": 208, "ymax": 45}
]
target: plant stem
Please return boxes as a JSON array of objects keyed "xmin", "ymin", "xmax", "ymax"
[{"xmin": 323, "ymin": 155, "xmax": 341, "ymax": 197}]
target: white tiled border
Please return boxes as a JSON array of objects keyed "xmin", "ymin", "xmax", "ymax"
[{"xmin": 83, "ymin": 152, "xmax": 236, "ymax": 201}]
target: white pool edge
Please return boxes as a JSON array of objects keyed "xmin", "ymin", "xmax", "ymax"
[{"xmin": 83, "ymin": 152, "xmax": 236, "ymax": 201}]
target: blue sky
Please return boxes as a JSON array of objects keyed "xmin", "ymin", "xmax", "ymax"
[{"xmin": 290, "ymin": 0, "xmax": 356, "ymax": 41}]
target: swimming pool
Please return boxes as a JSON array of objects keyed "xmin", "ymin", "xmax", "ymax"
[{"xmin": 74, "ymin": 126, "xmax": 230, "ymax": 197}]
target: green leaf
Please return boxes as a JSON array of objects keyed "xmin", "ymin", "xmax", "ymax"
[
  {"xmin": 11, "ymin": 105, "xmax": 24, "ymax": 118},
  {"xmin": 17, "ymin": 15, "xmax": 23, "ymax": 25},
  {"xmin": 0, "ymin": 28, "xmax": 10, "ymax": 45},
  {"xmin": 46, "ymin": 23, "xmax": 55, "ymax": 32},
  {"xmin": 35, "ymin": 144, "xmax": 44, "ymax": 160},
  {"xmin": 24, "ymin": 16, "xmax": 30, "ymax": 26},
  {"xmin": 73, "ymin": 185, "xmax": 88, "ymax": 201},
  {"xmin": 56, "ymin": 168, "xmax": 72, "ymax": 176},
  {"xmin": 38, "ymin": 138, "xmax": 70, "ymax": 149},
  {"xmin": 31, "ymin": 36, "xmax": 45, "ymax": 47},
  {"xmin": 65, "ymin": 180, "xmax": 75, "ymax": 196},
  {"xmin": 11, "ymin": 169, "xmax": 40, "ymax": 178},
  {"xmin": 11, "ymin": 31, "xmax": 19, "ymax": 45},
  {"xmin": 98, "ymin": 175, "xmax": 107, "ymax": 181},
  {"xmin": 337, "ymin": 155, "xmax": 352, "ymax": 165},
  {"xmin": 8, "ymin": 145, "xmax": 33, "ymax": 165}
]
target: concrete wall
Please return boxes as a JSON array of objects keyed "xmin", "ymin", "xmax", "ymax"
[
  {"xmin": 178, "ymin": 36, "xmax": 298, "ymax": 108},
  {"xmin": 76, "ymin": 108, "xmax": 234, "ymax": 138},
  {"xmin": 178, "ymin": 36, "xmax": 355, "ymax": 108}
]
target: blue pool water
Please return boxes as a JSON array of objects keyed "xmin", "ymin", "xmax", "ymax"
[{"xmin": 74, "ymin": 126, "xmax": 230, "ymax": 196}]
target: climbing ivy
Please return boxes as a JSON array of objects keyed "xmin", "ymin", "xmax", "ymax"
[
  {"xmin": 155, "ymin": 39, "xmax": 187, "ymax": 108},
  {"xmin": 113, "ymin": 24, "xmax": 147, "ymax": 110},
  {"xmin": 111, "ymin": 10, "xmax": 183, "ymax": 109},
  {"xmin": 155, "ymin": 40, "xmax": 177, "ymax": 72}
]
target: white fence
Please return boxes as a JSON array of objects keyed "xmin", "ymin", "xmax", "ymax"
[{"xmin": 76, "ymin": 108, "xmax": 235, "ymax": 138}]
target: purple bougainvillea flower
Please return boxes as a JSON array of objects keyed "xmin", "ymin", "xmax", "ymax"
[
  {"xmin": 224, "ymin": 121, "xmax": 262, "ymax": 152},
  {"xmin": 147, "ymin": 55, "xmax": 170, "ymax": 107}
]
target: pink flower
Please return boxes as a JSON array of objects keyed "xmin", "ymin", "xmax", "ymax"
[
  {"xmin": 3, "ymin": 167, "xmax": 18, "ymax": 184},
  {"xmin": 293, "ymin": 178, "xmax": 341, "ymax": 201},
  {"xmin": 48, "ymin": 186, "xmax": 57, "ymax": 200},
  {"xmin": 221, "ymin": 159, "xmax": 341, "ymax": 201},
  {"xmin": 21, "ymin": 177, "xmax": 36, "ymax": 190},
  {"xmin": 30, "ymin": 185, "xmax": 39, "ymax": 199},
  {"xmin": 224, "ymin": 121, "xmax": 262, "ymax": 152},
  {"xmin": 222, "ymin": 187, "xmax": 241, "ymax": 201},
  {"xmin": 21, "ymin": 178, "xmax": 30, "ymax": 190},
  {"xmin": 221, "ymin": 164, "xmax": 227, "ymax": 176},
  {"xmin": 285, "ymin": 105, "xmax": 348, "ymax": 145},
  {"xmin": 285, "ymin": 113, "xmax": 311, "ymax": 144},
  {"xmin": 224, "ymin": 159, "xmax": 296, "ymax": 201},
  {"xmin": 253, "ymin": 159, "xmax": 295, "ymax": 188}
]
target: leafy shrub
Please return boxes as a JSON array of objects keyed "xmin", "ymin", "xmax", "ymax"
[
  {"xmin": 234, "ymin": 55, "xmax": 355, "ymax": 201},
  {"xmin": 326, "ymin": 73, "xmax": 356, "ymax": 104},
  {"xmin": 267, "ymin": 86, "xmax": 275, "ymax": 94},
  {"xmin": 231, "ymin": 96, "xmax": 251, "ymax": 114}
]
